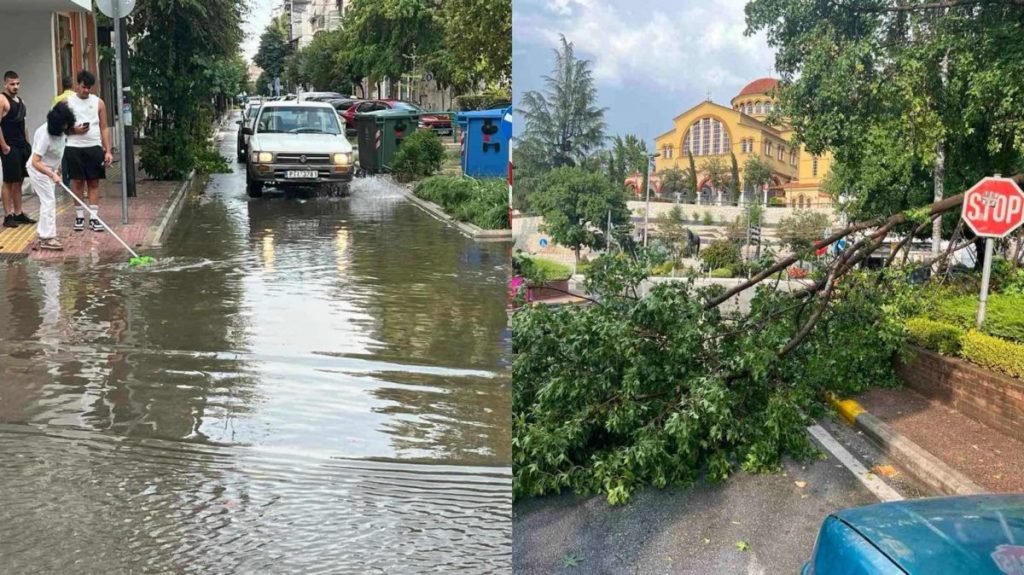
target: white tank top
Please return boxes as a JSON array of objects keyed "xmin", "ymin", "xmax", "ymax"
[{"xmin": 65, "ymin": 94, "xmax": 102, "ymax": 148}]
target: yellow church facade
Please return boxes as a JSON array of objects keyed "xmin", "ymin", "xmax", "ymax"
[{"xmin": 652, "ymin": 78, "xmax": 833, "ymax": 208}]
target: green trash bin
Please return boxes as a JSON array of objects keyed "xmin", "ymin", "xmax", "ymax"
[{"xmin": 354, "ymin": 109, "xmax": 421, "ymax": 174}]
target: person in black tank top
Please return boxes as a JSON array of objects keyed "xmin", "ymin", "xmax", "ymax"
[{"xmin": 0, "ymin": 70, "xmax": 34, "ymax": 228}]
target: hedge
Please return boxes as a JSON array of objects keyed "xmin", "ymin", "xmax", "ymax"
[
  {"xmin": 906, "ymin": 317, "xmax": 963, "ymax": 355},
  {"xmin": 413, "ymin": 176, "xmax": 509, "ymax": 230},
  {"xmin": 959, "ymin": 330, "xmax": 1024, "ymax": 379},
  {"xmin": 929, "ymin": 293, "xmax": 1024, "ymax": 343},
  {"xmin": 709, "ymin": 267, "xmax": 734, "ymax": 278}
]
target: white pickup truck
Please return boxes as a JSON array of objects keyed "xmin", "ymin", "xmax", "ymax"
[{"xmin": 244, "ymin": 101, "xmax": 355, "ymax": 198}]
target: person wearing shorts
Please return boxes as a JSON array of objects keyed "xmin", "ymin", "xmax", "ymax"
[
  {"xmin": 64, "ymin": 70, "xmax": 112, "ymax": 232},
  {"xmin": 27, "ymin": 102, "xmax": 77, "ymax": 251},
  {"xmin": 0, "ymin": 70, "xmax": 35, "ymax": 229}
]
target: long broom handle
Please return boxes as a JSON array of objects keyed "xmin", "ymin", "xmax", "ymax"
[{"xmin": 56, "ymin": 180, "xmax": 141, "ymax": 260}]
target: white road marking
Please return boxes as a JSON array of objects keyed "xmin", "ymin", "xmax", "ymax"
[{"xmin": 807, "ymin": 424, "xmax": 904, "ymax": 502}]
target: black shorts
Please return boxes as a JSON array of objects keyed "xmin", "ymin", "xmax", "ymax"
[
  {"xmin": 66, "ymin": 145, "xmax": 106, "ymax": 181},
  {"xmin": 1, "ymin": 141, "xmax": 30, "ymax": 183}
]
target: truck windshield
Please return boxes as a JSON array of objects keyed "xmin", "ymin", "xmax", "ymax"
[{"xmin": 256, "ymin": 107, "xmax": 342, "ymax": 135}]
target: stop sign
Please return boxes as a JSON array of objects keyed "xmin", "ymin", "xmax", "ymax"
[{"xmin": 961, "ymin": 177, "xmax": 1024, "ymax": 238}]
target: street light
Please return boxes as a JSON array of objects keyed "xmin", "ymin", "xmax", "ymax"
[{"xmin": 643, "ymin": 152, "xmax": 661, "ymax": 247}]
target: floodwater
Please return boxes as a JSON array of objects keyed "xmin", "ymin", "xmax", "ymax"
[{"xmin": 0, "ymin": 123, "xmax": 512, "ymax": 573}]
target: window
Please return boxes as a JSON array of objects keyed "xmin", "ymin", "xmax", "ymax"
[
  {"xmin": 766, "ymin": 141, "xmax": 773, "ymax": 157},
  {"xmin": 790, "ymin": 150, "xmax": 797, "ymax": 166},
  {"xmin": 683, "ymin": 117, "xmax": 731, "ymax": 157},
  {"xmin": 257, "ymin": 106, "xmax": 343, "ymax": 135},
  {"xmin": 712, "ymin": 121, "xmax": 721, "ymax": 155},
  {"xmin": 683, "ymin": 132, "xmax": 691, "ymax": 154},
  {"xmin": 746, "ymin": 103, "xmax": 753, "ymax": 115},
  {"xmin": 777, "ymin": 146, "xmax": 784, "ymax": 161},
  {"xmin": 765, "ymin": 102, "xmax": 773, "ymax": 114},
  {"xmin": 663, "ymin": 145, "xmax": 673, "ymax": 159},
  {"xmin": 701, "ymin": 118, "xmax": 711, "ymax": 156},
  {"xmin": 755, "ymin": 101, "xmax": 763, "ymax": 114},
  {"xmin": 812, "ymin": 156, "xmax": 819, "ymax": 177}
]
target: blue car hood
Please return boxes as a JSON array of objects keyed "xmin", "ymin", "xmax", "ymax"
[{"xmin": 836, "ymin": 495, "xmax": 1024, "ymax": 574}]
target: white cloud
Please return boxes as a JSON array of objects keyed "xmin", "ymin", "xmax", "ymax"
[{"xmin": 520, "ymin": 0, "xmax": 777, "ymax": 97}]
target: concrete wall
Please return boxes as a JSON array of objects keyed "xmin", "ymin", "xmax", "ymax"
[
  {"xmin": 0, "ymin": 12, "xmax": 56, "ymax": 139},
  {"xmin": 628, "ymin": 201, "xmax": 837, "ymax": 226},
  {"xmin": 898, "ymin": 346, "xmax": 1024, "ymax": 443}
]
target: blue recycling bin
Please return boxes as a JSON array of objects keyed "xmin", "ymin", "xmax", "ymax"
[{"xmin": 455, "ymin": 108, "xmax": 510, "ymax": 178}]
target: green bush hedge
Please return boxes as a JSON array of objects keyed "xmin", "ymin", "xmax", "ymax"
[
  {"xmin": 392, "ymin": 129, "xmax": 446, "ymax": 182},
  {"xmin": 651, "ymin": 261, "xmax": 675, "ymax": 276},
  {"xmin": 709, "ymin": 267, "xmax": 734, "ymax": 278},
  {"xmin": 906, "ymin": 317, "xmax": 963, "ymax": 355},
  {"xmin": 960, "ymin": 330, "xmax": 1024, "ymax": 379},
  {"xmin": 413, "ymin": 176, "xmax": 509, "ymax": 230},
  {"xmin": 929, "ymin": 293, "xmax": 1024, "ymax": 343}
]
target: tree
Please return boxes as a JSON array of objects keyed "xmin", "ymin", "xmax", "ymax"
[
  {"xmin": 530, "ymin": 166, "xmax": 629, "ymax": 262},
  {"xmin": 730, "ymin": 153, "xmax": 742, "ymax": 203},
  {"xmin": 338, "ymin": 0, "xmax": 444, "ymax": 92},
  {"xmin": 254, "ymin": 14, "xmax": 291, "ymax": 82},
  {"xmin": 443, "ymin": 0, "xmax": 511, "ymax": 90},
  {"xmin": 517, "ymin": 37, "xmax": 607, "ymax": 188},
  {"xmin": 130, "ymin": 0, "xmax": 245, "ymax": 179},
  {"xmin": 657, "ymin": 205, "xmax": 696, "ymax": 261},
  {"xmin": 608, "ymin": 134, "xmax": 649, "ymax": 192},
  {"xmin": 660, "ymin": 167, "xmax": 691, "ymax": 200},
  {"xmin": 743, "ymin": 154, "xmax": 775, "ymax": 203},
  {"xmin": 778, "ymin": 210, "xmax": 831, "ymax": 254},
  {"xmin": 687, "ymin": 152, "xmax": 699, "ymax": 198},
  {"xmin": 700, "ymin": 239, "xmax": 743, "ymax": 271},
  {"xmin": 700, "ymin": 157, "xmax": 732, "ymax": 202},
  {"xmin": 745, "ymin": 0, "xmax": 1024, "ymax": 227}
]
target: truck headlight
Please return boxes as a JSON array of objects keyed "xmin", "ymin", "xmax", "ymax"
[
  {"xmin": 333, "ymin": 152, "xmax": 352, "ymax": 165},
  {"xmin": 252, "ymin": 151, "xmax": 273, "ymax": 163}
]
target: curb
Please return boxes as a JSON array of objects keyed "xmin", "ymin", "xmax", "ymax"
[
  {"xmin": 829, "ymin": 396, "xmax": 985, "ymax": 496},
  {"xmin": 392, "ymin": 181, "xmax": 513, "ymax": 243},
  {"xmin": 146, "ymin": 170, "xmax": 198, "ymax": 248}
]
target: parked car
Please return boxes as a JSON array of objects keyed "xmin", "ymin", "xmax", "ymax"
[
  {"xmin": 340, "ymin": 100, "xmax": 452, "ymax": 136},
  {"xmin": 244, "ymin": 101, "xmax": 355, "ymax": 198},
  {"xmin": 236, "ymin": 102, "xmax": 262, "ymax": 162},
  {"xmin": 298, "ymin": 91, "xmax": 345, "ymax": 102},
  {"xmin": 802, "ymin": 495, "xmax": 1024, "ymax": 575}
]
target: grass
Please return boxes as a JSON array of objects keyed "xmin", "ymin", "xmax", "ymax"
[{"xmin": 413, "ymin": 175, "xmax": 509, "ymax": 230}]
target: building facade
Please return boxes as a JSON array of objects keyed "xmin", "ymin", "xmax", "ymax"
[
  {"xmin": 653, "ymin": 78, "xmax": 834, "ymax": 208},
  {"xmin": 0, "ymin": 0, "xmax": 100, "ymax": 135}
]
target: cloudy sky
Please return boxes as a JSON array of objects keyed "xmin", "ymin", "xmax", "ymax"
[
  {"xmin": 513, "ymin": 0, "xmax": 778, "ymax": 147},
  {"xmin": 241, "ymin": 0, "xmax": 280, "ymax": 62}
]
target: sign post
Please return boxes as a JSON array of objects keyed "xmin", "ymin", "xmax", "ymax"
[
  {"xmin": 96, "ymin": 0, "xmax": 137, "ymax": 223},
  {"xmin": 960, "ymin": 175, "xmax": 1024, "ymax": 328}
]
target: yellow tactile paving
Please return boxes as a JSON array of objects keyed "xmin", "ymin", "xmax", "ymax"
[{"xmin": 0, "ymin": 203, "xmax": 71, "ymax": 254}]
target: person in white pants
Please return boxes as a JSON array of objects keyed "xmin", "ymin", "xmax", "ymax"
[{"xmin": 27, "ymin": 101, "xmax": 77, "ymax": 251}]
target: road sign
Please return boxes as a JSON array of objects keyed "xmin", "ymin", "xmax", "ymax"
[
  {"xmin": 961, "ymin": 176, "xmax": 1024, "ymax": 238},
  {"xmin": 539, "ymin": 237, "xmax": 549, "ymax": 249},
  {"xmin": 961, "ymin": 176, "xmax": 1024, "ymax": 330},
  {"xmin": 96, "ymin": 0, "xmax": 136, "ymax": 18}
]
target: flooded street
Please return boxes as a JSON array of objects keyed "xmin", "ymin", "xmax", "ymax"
[{"xmin": 0, "ymin": 126, "xmax": 512, "ymax": 573}]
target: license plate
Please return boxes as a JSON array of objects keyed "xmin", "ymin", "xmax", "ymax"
[
  {"xmin": 437, "ymin": 129, "xmax": 452, "ymax": 135},
  {"xmin": 285, "ymin": 170, "xmax": 318, "ymax": 179}
]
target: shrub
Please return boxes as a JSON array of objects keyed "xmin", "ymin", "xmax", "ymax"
[
  {"xmin": 709, "ymin": 267, "xmax": 733, "ymax": 278},
  {"xmin": 906, "ymin": 317, "xmax": 963, "ymax": 355},
  {"xmin": 701, "ymin": 240, "xmax": 742, "ymax": 271},
  {"xmin": 691, "ymin": 211, "xmax": 700, "ymax": 222},
  {"xmin": 651, "ymin": 261, "xmax": 676, "ymax": 276},
  {"xmin": 391, "ymin": 129, "xmax": 445, "ymax": 181},
  {"xmin": 513, "ymin": 254, "xmax": 573, "ymax": 284},
  {"xmin": 413, "ymin": 176, "xmax": 509, "ymax": 229},
  {"xmin": 929, "ymin": 293, "xmax": 1024, "ymax": 343},
  {"xmin": 960, "ymin": 330, "xmax": 1024, "ymax": 379},
  {"xmin": 455, "ymin": 92, "xmax": 512, "ymax": 111},
  {"xmin": 702, "ymin": 211, "xmax": 715, "ymax": 225}
]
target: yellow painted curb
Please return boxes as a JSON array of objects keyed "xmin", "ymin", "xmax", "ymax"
[
  {"xmin": 829, "ymin": 395, "xmax": 866, "ymax": 425},
  {"xmin": 0, "ymin": 203, "xmax": 71, "ymax": 254}
]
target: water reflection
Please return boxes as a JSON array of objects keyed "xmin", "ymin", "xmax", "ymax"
[{"xmin": 0, "ymin": 132, "xmax": 511, "ymax": 570}]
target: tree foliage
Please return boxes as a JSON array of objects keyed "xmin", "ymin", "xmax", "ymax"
[
  {"xmin": 745, "ymin": 0, "xmax": 1024, "ymax": 221},
  {"xmin": 254, "ymin": 14, "xmax": 292, "ymax": 80},
  {"xmin": 130, "ymin": 0, "xmax": 246, "ymax": 179},
  {"xmin": 660, "ymin": 167, "xmax": 691, "ymax": 200},
  {"xmin": 530, "ymin": 166, "xmax": 628, "ymax": 261},
  {"xmin": 700, "ymin": 157, "xmax": 732, "ymax": 197},
  {"xmin": 443, "ymin": 0, "xmax": 512, "ymax": 89},
  {"xmin": 513, "ymin": 253, "xmax": 910, "ymax": 503},
  {"xmin": 607, "ymin": 134, "xmax": 649, "ymax": 192},
  {"xmin": 778, "ymin": 210, "xmax": 832, "ymax": 254},
  {"xmin": 516, "ymin": 37, "xmax": 607, "ymax": 206}
]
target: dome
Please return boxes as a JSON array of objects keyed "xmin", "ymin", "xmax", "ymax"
[{"xmin": 736, "ymin": 77, "xmax": 778, "ymax": 98}]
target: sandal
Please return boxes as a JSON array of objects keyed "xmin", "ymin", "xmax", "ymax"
[{"xmin": 38, "ymin": 238, "xmax": 64, "ymax": 251}]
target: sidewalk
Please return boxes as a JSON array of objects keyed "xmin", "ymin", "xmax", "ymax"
[
  {"xmin": 0, "ymin": 148, "xmax": 194, "ymax": 262},
  {"xmin": 857, "ymin": 386, "xmax": 1024, "ymax": 493}
]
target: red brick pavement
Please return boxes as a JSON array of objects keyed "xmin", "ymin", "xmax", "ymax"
[{"xmin": 0, "ymin": 150, "xmax": 188, "ymax": 262}]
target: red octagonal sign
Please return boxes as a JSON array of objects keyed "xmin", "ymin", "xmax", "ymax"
[{"xmin": 962, "ymin": 177, "xmax": 1024, "ymax": 238}]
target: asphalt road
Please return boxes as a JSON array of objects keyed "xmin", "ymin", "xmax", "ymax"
[{"xmin": 513, "ymin": 416, "xmax": 929, "ymax": 575}]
